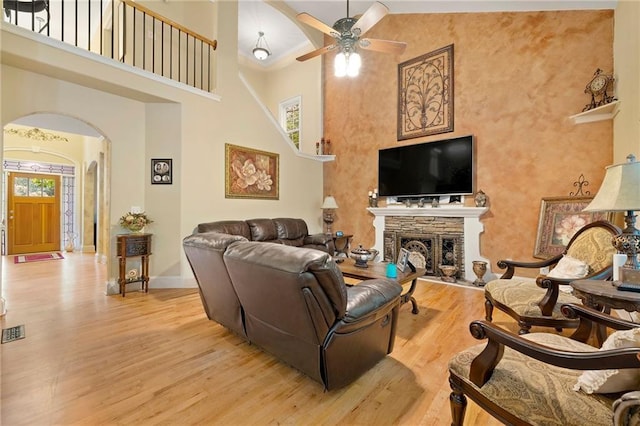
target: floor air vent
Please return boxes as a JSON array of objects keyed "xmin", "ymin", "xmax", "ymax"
[{"xmin": 1, "ymin": 325, "xmax": 25, "ymax": 344}]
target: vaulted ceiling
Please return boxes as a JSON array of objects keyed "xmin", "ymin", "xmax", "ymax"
[{"xmin": 237, "ymin": 0, "xmax": 617, "ymax": 69}]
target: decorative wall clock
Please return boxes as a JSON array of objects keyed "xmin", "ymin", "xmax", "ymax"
[{"xmin": 582, "ymin": 68, "xmax": 616, "ymax": 112}]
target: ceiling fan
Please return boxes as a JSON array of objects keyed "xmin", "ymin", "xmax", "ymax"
[{"xmin": 295, "ymin": 0, "xmax": 407, "ymax": 77}]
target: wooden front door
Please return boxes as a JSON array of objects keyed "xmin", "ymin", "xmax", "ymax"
[{"xmin": 7, "ymin": 172, "xmax": 61, "ymax": 255}]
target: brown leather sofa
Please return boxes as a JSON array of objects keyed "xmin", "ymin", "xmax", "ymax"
[
  {"xmin": 196, "ymin": 218, "xmax": 335, "ymax": 254},
  {"xmin": 183, "ymin": 230, "xmax": 402, "ymax": 390}
]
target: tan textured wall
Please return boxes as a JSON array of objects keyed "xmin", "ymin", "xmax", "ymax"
[
  {"xmin": 614, "ymin": 1, "xmax": 640, "ymax": 162},
  {"xmin": 324, "ymin": 11, "xmax": 614, "ymax": 273}
]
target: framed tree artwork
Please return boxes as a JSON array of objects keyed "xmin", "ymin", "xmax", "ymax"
[{"xmin": 398, "ymin": 44, "xmax": 454, "ymax": 141}]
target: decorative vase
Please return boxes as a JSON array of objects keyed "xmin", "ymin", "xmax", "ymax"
[
  {"xmin": 474, "ymin": 190, "xmax": 487, "ymax": 207},
  {"xmin": 439, "ymin": 264, "xmax": 458, "ymax": 283},
  {"xmin": 472, "ymin": 260, "xmax": 488, "ymax": 286},
  {"xmin": 350, "ymin": 245, "xmax": 378, "ymax": 268}
]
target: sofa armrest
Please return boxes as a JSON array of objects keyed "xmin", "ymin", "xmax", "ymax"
[
  {"xmin": 304, "ymin": 233, "xmax": 332, "ymax": 246},
  {"xmin": 343, "ymin": 279, "xmax": 402, "ymax": 323}
]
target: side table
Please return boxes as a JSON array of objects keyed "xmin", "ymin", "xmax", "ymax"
[
  {"xmin": 332, "ymin": 233, "xmax": 353, "ymax": 257},
  {"xmin": 116, "ymin": 233, "xmax": 152, "ymax": 297},
  {"xmin": 570, "ymin": 279, "xmax": 640, "ymax": 344}
]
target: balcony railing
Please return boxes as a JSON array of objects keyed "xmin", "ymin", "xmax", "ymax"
[{"xmin": 2, "ymin": 0, "xmax": 218, "ymax": 92}]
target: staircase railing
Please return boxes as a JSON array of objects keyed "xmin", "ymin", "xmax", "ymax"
[{"xmin": 2, "ymin": 0, "xmax": 217, "ymax": 92}]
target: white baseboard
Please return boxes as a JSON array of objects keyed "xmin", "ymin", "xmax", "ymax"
[
  {"xmin": 150, "ymin": 276, "xmax": 198, "ymax": 289},
  {"xmin": 104, "ymin": 276, "xmax": 197, "ymax": 295}
]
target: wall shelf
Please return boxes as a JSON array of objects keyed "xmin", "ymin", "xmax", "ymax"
[
  {"xmin": 569, "ymin": 100, "xmax": 620, "ymax": 124},
  {"xmin": 297, "ymin": 153, "xmax": 335, "ymax": 162}
]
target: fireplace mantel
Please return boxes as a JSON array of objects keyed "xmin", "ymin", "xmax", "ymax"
[
  {"xmin": 368, "ymin": 206, "xmax": 488, "ymax": 218},
  {"xmin": 367, "ymin": 206, "xmax": 491, "ymax": 282}
]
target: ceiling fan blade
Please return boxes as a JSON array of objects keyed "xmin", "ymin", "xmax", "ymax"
[
  {"xmin": 297, "ymin": 12, "xmax": 339, "ymax": 37},
  {"xmin": 351, "ymin": 2, "xmax": 388, "ymax": 37},
  {"xmin": 296, "ymin": 44, "xmax": 337, "ymax": 62},
  {"xmin": 359, "ymin": 38, "xmax": 407, "ymax": 54}
]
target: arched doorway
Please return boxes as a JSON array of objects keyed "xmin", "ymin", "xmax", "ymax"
[{"xmin": 3, "ymin": 113, "xmax": 110, "ymax": 262}]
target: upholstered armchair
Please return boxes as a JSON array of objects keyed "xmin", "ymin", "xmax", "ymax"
[
  {"xmin": 449, "ymin": 304, "xmax": 640, "ymax": 426},
  {"xmin": 484, "ymin": 220, "xmax": 621, "ymax": 334}
]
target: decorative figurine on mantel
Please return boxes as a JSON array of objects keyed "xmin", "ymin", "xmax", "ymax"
[
  {"xmin": 582, "ymin": 68, "xmax": 616, "ymax": 112},
  {"xmin": 474, "ymin": 190, "xmax": 487, "ymax": 207}
]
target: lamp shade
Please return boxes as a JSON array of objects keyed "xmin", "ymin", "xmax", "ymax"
[
  {"xmin": 583, "ymin": 157, "xmax": 640, "ymax": 212},
  {"xmin": 322, "ymin": 196, "xmax": 339, "ymax": 209}
]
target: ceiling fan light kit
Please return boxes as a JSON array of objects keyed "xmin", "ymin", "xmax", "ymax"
[
  {"xmin": 335, "ymin": 51, "xmax": 361, "ymax": 77},
  {"xmin": 296, "ymin": 1, "xmax": 407, "ymax": 78},
  {"xmin": 253, "ymin": 31, "xmax": 270, "ymax": 61}
]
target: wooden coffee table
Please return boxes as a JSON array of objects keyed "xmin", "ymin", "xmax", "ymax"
[{"xmin": 338, "ymin": 258, "xmax": 426, "ymax": 314}]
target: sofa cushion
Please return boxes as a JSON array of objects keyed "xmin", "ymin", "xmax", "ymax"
[
  {"xmin": 448, "ymin": 333, "xmax": 615, "ymax": 426},
  {"xmin": 197, "ymin": 220, "xmax": 251, "ymax": 239},
  {"xmin": 274, "ymin": 218, "xmax": 308, "ymax": 240},
  {"xmin": 246, "ymin": 218, "xmax": 278, "ymax": 242},
  {"xmin": 574, "ymin": 328, "xmax": 640, "ymax": 394},
  {"xmin": 280, "ymin": 237, "xmax": 306, "ymax": 247}
]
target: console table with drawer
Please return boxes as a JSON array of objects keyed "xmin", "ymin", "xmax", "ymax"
[{"xmin": 116, "ymin": 233, "xmax": 152, "ymax": 297}]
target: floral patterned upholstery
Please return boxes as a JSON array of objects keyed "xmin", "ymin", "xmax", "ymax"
[
  {"xmin": 448, "ymin": 333, "xmax": 619, "ymax": 426},
  {"xmin": 484, "ymin": 221, "xmax": 620, "ymax": 334},
  {"xmin": 566, "ymin": 226, "xmax": 617, "ymax": 273},
  {"xmin": 485, "ymin": 279, "xmax": 582, "ymax": 318}
]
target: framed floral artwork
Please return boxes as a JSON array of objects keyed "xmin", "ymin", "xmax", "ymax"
[
  {"xmin": 225, "ymin": 144, "xmax": 279, "ymax": 199},
  {"xmin": 398, "ymin": 44, "xmax": 454, "ymax": 141},
  {"xmin": 533, "ymin": 196, "xmax": 612, "ymax": 259}
]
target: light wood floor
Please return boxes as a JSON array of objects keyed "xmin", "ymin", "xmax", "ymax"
[{"xmin": 1, "ymin": 252, "xmax": 527, "ymax": 425}]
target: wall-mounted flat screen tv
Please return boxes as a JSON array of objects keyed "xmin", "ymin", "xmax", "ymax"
[{"xmin": 378, "ymin": 135, "xmax": 475, "ymax": 198}]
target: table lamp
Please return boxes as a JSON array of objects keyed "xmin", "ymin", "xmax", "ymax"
[
  {"xmin": 321, "ymin": 196, "xmax": 339, "ymax": 234},
  {"xmin": 583, "ymin": 154, "xmax": 640, "ymax": 270}
]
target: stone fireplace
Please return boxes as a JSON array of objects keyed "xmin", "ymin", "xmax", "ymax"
[{"xmin": 368, "ymin": 206, "xmax": 490, "ymax": 282}]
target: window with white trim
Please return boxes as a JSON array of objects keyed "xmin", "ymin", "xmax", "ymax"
[{"xmin": 279, "ymin": 96, "xmax": 301, "ymax": 149}]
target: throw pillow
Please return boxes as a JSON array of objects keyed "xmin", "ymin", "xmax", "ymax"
[
  {"xmin": 547, "ymin": 255, "xmax": 590, "ymax": 293},
  {"xmin": 574, "ymin": 327, "xmax": 640, "ymax": 394},
  {"xmin": 547, "ymin": 255, "xmax": 590, "ymax": 279}
]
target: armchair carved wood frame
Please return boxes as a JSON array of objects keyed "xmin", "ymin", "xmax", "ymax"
[
  {"xmin": 484, "ymin": 221, "xmax": 621, "ymax": 335},
  {"xmin": 449, "ymin": 304, "xmax": 640, "ymax": 426}
]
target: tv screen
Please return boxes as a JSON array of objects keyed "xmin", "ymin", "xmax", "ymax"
[{"xmin": 378, "ymin": 135, "xmax": 475, "ymax": 198}]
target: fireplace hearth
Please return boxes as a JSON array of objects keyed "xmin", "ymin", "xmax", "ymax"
[{"xmin": 368, "ymin": 205, "xmax": 490, "ymax": 282}]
